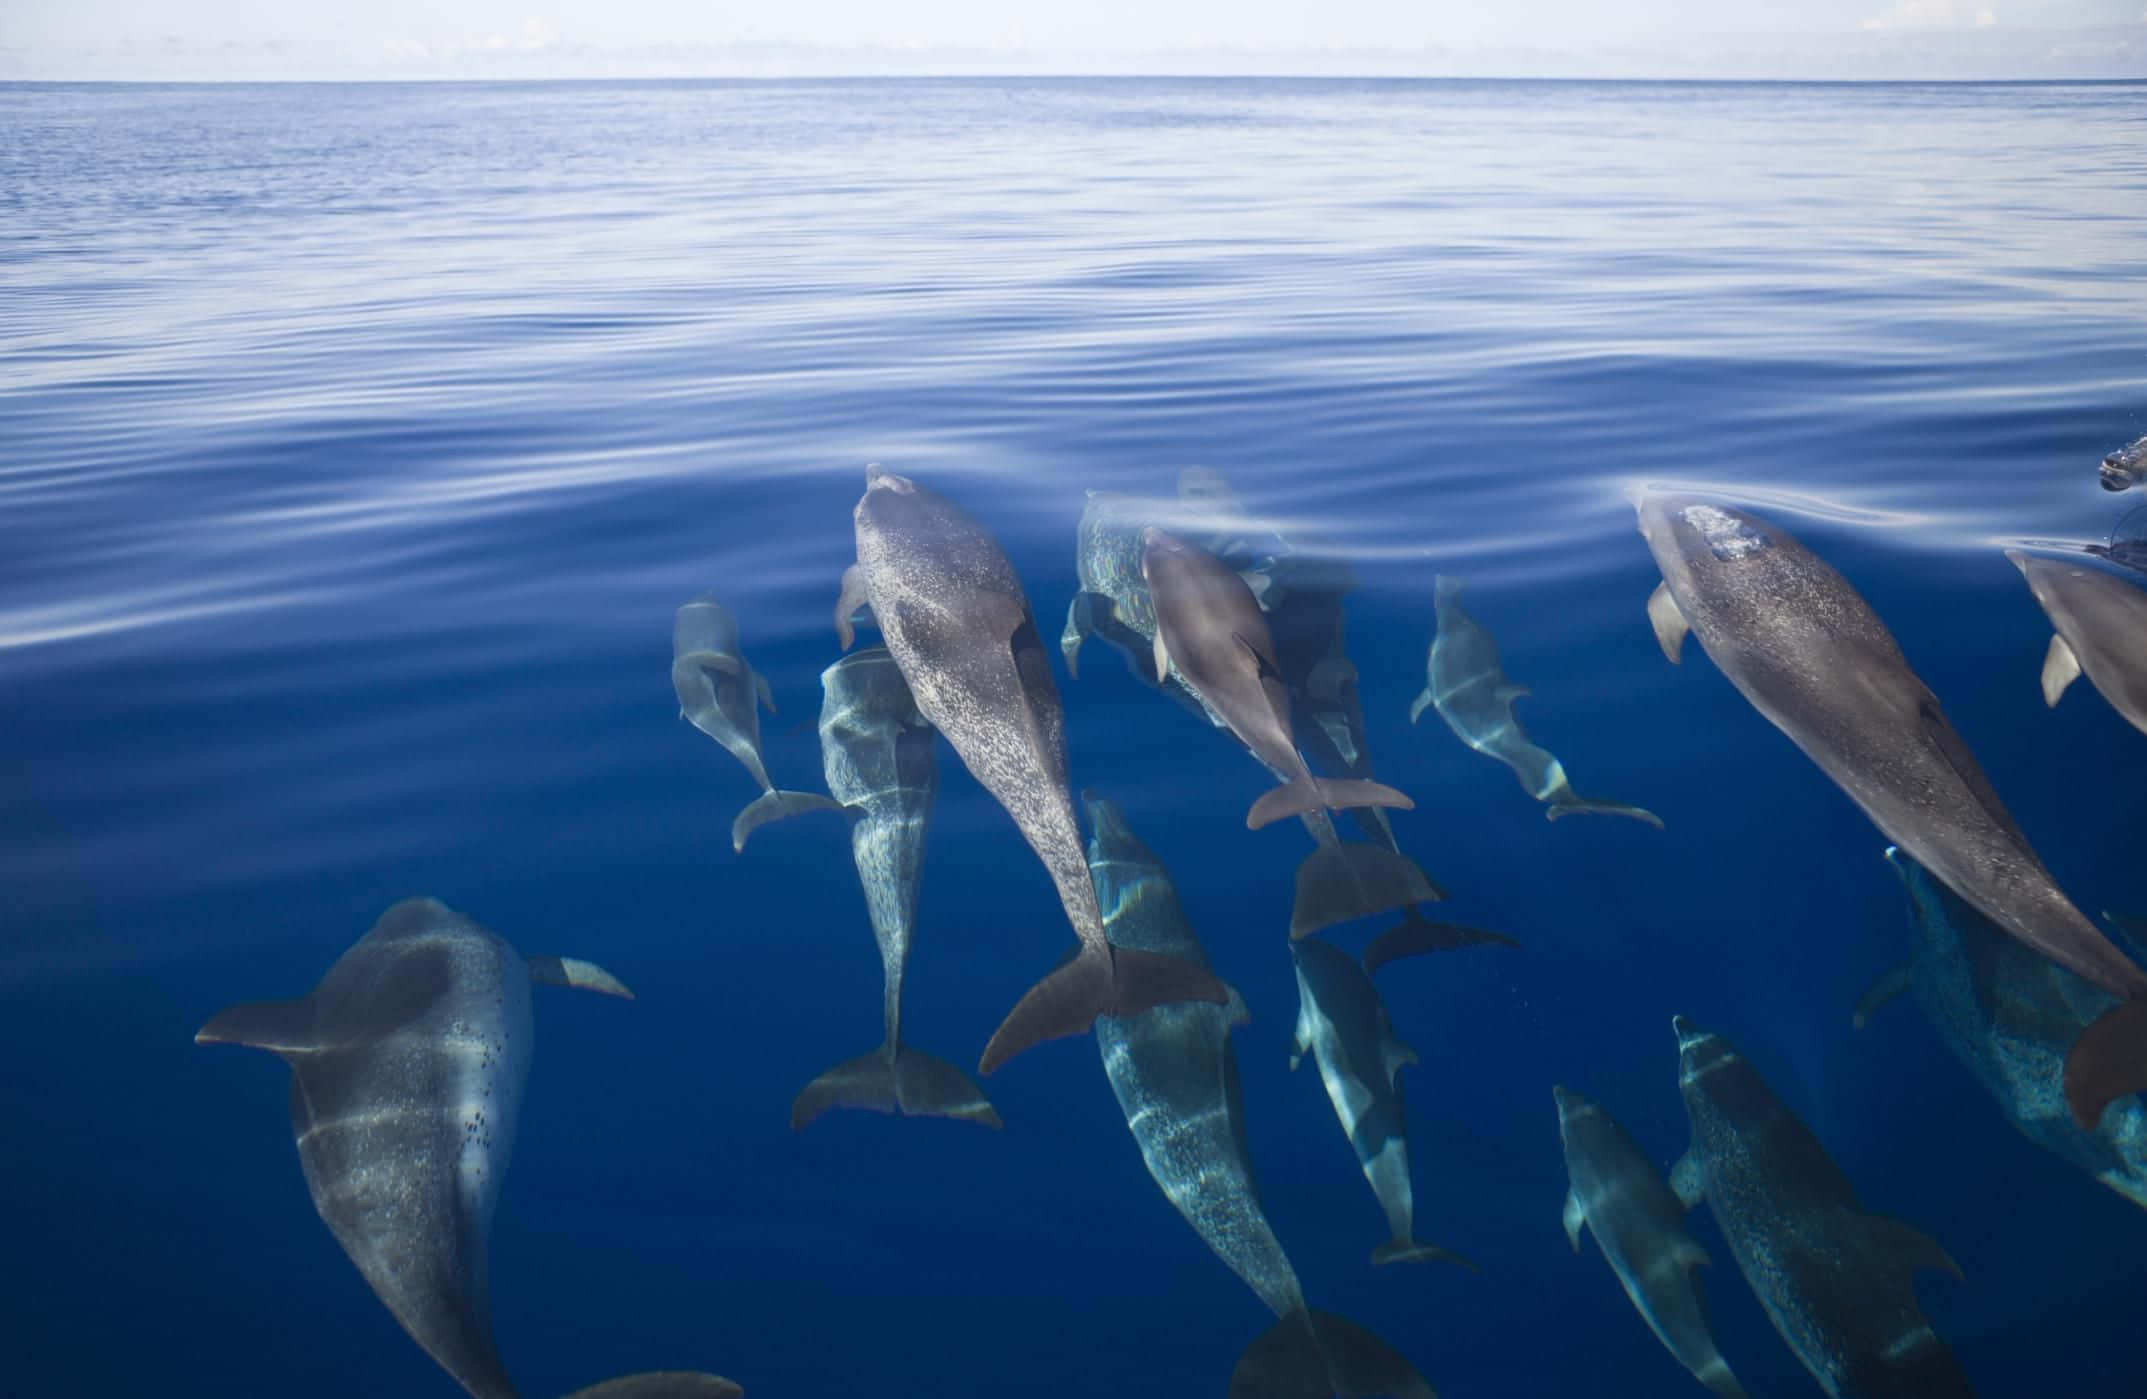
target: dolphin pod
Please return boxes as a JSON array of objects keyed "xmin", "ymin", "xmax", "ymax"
[
  {"xmin": 197, "ymin": 897, "xmax": 735, "ymax": 1399},
  {"xmin": 1413, "ymin": 575, "xmax": 1660, "ymax": 828},
  {"xmin": 1634, "ymin": 491, "xmax": 2147, "ymax": 1129},
  {"xmin": 672, "ymin": 593, "xmax": 844, "ymax": 852},
  {"xmin": 2008, "ymin": 549, "xmax": 2147, "ymax": 737},
  {"xmin": 837, "ymin": 465, "xmax": 1228, "ymax": 1074}
]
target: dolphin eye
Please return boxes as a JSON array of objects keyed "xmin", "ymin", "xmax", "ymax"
[{"xmin": 1680, "ymin": 504, "xmax": 1772, "ymax": 562}]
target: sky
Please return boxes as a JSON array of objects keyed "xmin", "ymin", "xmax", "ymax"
[{"xmin": 2, "ymin": 0, "xmax": 2145, "ymax": 79}]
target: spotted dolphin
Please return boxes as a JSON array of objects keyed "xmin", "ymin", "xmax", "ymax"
[
  {"xmin": 837, "ymin": 465, "xmax": 1226, "ymax": 1075},
  {"xmin": 1671, "ymin": 1016, "xmax": 1972, "ymax": 1398},
  {"xmin": 196, "ymin": 897, "xmax": 684, "ymax": 1399},
  {"xmin": 1635, "ymin": 491, "xmax": 2147, "ymax": 1129},
  {"xmin": 2008, "ymin": 550, "xmax": 2147, "ymax": 738},
  {"xmin": 1554, "ymin": 1085, "xmax": 1746, "ymax": 1398},
  {"xmin": 786, "ymin": 646, "xmax": 998, "ymax": 1131},
  {"xmin": 2102, "ymin": 434, "xmax": 2146, "ymax": 492},
  {"xmin": 1413, "ymin": 576, "xmax": 1660, "ymax": 827},
  {"xmin": 671, "ymin": 594, "xmax": 842, "ymax": 852}
]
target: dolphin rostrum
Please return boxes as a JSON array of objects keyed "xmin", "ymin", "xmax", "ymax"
[
  {"xmin": 2007, "ymin": 550, "xmax": 2147, "ymax": 737},
  {"xmin": 2102, "ymin": 434, "xmax": 2146, "ymax": 492},
  {"xmin": 671, "ymin": 594, "xmax": 842, "ymax": 852},
  {"xmin": 1671, "ymin": 1016, "xmax": 1973, "ymax": 1398},
  {"xmin": 194, "ymin": 897, "xmax": 702, "ymax": 1399},
  {"xmin": 1635, "ymin": 491, "xmax": 2147, "ymax": 1129},
  {"xmin": 1290, "ymin": 933, "xmax": 1476, "ymax": 1270},
  {"xmin": 1084, "ymin": 792, "xmax": 1437, "ymax": 1399},
  {"xmin": 837, "ymin": 465, "xmax": 1226, "ymax": 1075},
  {"xmin": 1143, "ymin": 527, "xmax": 1413, "ymax": 831},
  {"xmin": 1860, "ymin": 848, "xmax": 2147, "ymax": 1212},
  {"xmin": 1554, "ymin": 1085, "xmax": 1746, "ymax": 1398},
  {"xmin": 1413, "ymin": 576, "xmax": 1660, "ymax": 827},
  {"xmin": 785, "ymin": 646, "xmax": 997, "ymax": 1131}
]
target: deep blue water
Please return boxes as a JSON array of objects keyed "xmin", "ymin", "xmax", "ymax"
[{"xmin": 3, "ymin": 76, "xmax": 2146, "ymax": 1398}]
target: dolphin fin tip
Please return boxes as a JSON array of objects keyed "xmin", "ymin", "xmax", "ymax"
[
  {"xmin": 791, "ymin": 1045, "xmax": 1001, "ymax": 1131},
  {"xmin": 2065, "ymin": 997, "xmax": 2147, "ymax": 1131},
  {"xmin": 1290, "ymin": 844, "xmax": 1443, "ymax": 938},
  {"xmin": 1371, "ymin": 1238, "xmax": 1479, "ymax": 1270},
  {"xmin": 731, "ymin": 788, "xmax": 845, "ymax": 852}
]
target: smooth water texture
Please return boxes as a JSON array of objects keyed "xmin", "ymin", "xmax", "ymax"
[{"xmin": 3, "ymin": 77, "xmax": 2145, "ymax": 1397}]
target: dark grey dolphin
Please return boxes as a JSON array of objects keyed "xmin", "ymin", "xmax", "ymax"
[
  {"xmin": 1554, "ymin": 1085, "xmax": 1746, "ymax": 1399},
  {"xmin": 1671, "ymin": 1017, "xmax": 1972, "ymax": 1399},
  {"xmin": 2008, "ymin": 550, "xmax": 2147, "ymax": 737},
  {"xmin": 2102, "ymin": 434, "xmax": 2146, "ymax": 492},
  {"xmin": 1084, "ymin": 793, "xmax": 1437, "ymax": 1399},
  {"xmin": 1413, "ymin": 576, "xmax": 1660, "ymax": 827},
  {"xmin": 671, "ymin": 594, "xmax": 842, "ymax": 852},
  {"xmin": 837, "ymin": 465, "xmax": 1226, "ymax": 1075},
  {"xmin": 1635, "ymin": 491, "xmax": 2147, "ymax": 1128},
  {"xmin": 1859, "ymin": 848, "xmax": 2147, "ymax": 1212},
  {"xmin": 196, "ymin": 897, "xmax": 658, "ymax": 1399},
  {"xmin": 1144, "ymin": 528, "xmax": 1413, "ymax": 831},
  {"xmin": 786, "ymin": 646, "xmax": 997, "ymax": 1131},
  {"xmin": 1290, "ymin": 934, "xmax": 1475, "ymax": 1270}
]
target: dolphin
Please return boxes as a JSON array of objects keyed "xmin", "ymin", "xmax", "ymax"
[
  {"xmin": 671, "ymin": 594, "xmax": 843, "ymax": 852},
  {"xmin": 1635, "ymin": 491, "xmax": 2147, "ymax": 1129},
  {"xmin": 1859, "ymin": 848, "xmax": 2147, "ymax": 1212},
  {"xmin": 2007, "ymin": 550, "xmax": 2147, "ymax": 737},
  {"xmin": 1061, "ymin": 489, "xmax": 1223, "ymax": 716},
  {"xmin": 196, "ymin": 897, "xmax": 652, "ymax": 1399},
  {"xmin": 1554, "ymin": 1085, "xmax": 1746, "ymax": 1399},
  {"xmin": 1289, "ymin": 934, "xmax": 1476, "ymax": 1270},
  {"xmin": 562, "ymin": 1378, "xmax": 743, "ymax": 1399},
  {"xmin": 1084, "ymin": 793, "xmax": 1438, "ymax": 1399},
  {"xmin": 1412, "ymin": 576, "xmax": 1660, "ymax": 827},
  {"xmin": 1143, "ymin": 527, "xmax": 1413, "ymax": 831},
  {"xmin": 837, "ymin": 465, "xmax": 1226, "ymax": 1075},
  {"xmin": 2102, "ymin": 434, "xmax": 2147, "ymax": 492},
  {"xmin": 785, "ymin": 646, "xmax": 998, "ymax": 1131},
  {"xmin": 1670, "ymin": 1016, "xmax": 1972, "ymax": 1398}
]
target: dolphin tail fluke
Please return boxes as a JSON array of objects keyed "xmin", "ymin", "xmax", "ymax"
[
  {"xmin": 1545, "ymin": 793, "xmax": 1663, "ymax": 829},
  {"xmin": 194, "ymin": 997, "xmax": 315, "ymax": 1053},
  {"xmin": 731, "ymin": 788, "xmax": 845, "ymax": 853},
  {"xmin": 559, "ymin": 1372, "xmax": 744, "ymax": 1399},
  {"xmin": 2064, "ymin": 997, "xmax": 2147, "ymax": 1130},
  {"xmin": 1363, "ymin": 915, "xmax": 1519, "ymax": 977},
  {"xmin": 1228, "ymin": 1309, "xmax": 1438, "ymax": 1399},
  {"xmin": 1248, "ymin": 777, "xmax": 1413, "ymax": 831},
  {"xmin": 979, "ymin": 947, "xmax": 1228, "ymax": 1075},
  {"xmin": 1371, "ymin": 1238, "xmax": 1479, "ymax": 1270},
  {"xmin": 1291, "ymin": 843, "xmax": 1446, "ymax": 939},
  {"xmin": 791, "ymin": 1044, "xmax": 1003, "ymax": 1131}
]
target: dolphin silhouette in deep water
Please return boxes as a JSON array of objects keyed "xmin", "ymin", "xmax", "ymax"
[
  {"xmin": 1413, "ymin": 575, "xmax": 1659, "ymax": 827},
  {"xmin": 782, "ymin": 645, "xmax": 997, "ymax": 1131},
  {"xmin": 1143, "ymin": 527, "xmax": 1413, "ymax": 831},
  {"xmin": 838, "ymin": 465, "xmax": 1226, "ymax": 1075},
  {"xmin": 1670, "ymin": 1016, "xmax": 1973, "ymax": 1398},
  {"xmin": 197, "ymin": 898, "xmax": 730, "ymax": 1399},
  {"xmin": 1860, "ymin": 848, "xmax": 2147, "ymax": 1212},
  {"xmin": 671, "ymin": 593, "xmax": 842, "ymax": 852},
  {"xmin": 1554, "ymin": 1085, "xmax": 1746, "ymax": 1398},
  {"xmin": 2008, "ymin": 550, "xmax": 2147, "ymax": 738},
  {"xmin": 1635, "ymin": 491, "xmax": 2147, "ymax": 1130}
]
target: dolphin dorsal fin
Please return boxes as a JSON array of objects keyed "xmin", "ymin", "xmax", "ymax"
[
  {"xmin": 528, "ymin": 957, "xmax": 636, "ymax": 1000},
  {"xmin": 2041, "ymin": 633, "xmax": 2082, "ymax": 707},
  {"xmin": 195, "ymin": 996, "xmax": 318, "ymax": 1054},
  {"xmin": 1647, "ymin": 582, "xmax": 1690, "ymax": 665}
]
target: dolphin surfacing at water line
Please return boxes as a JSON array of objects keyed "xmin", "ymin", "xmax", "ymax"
[{"xmin": 1634, "ymin": 491, "xmax": 2147, "ymax": 1130}]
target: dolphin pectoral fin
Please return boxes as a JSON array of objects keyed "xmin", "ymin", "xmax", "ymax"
[
  {"xmin": 1371, "ymin": 1238, "xmax": 1478, "ymax": 1270},
  {"xmin": 1864, "ymin": 1214, "xmax": 1963, "ymax": 1282},
  {"xmin": 1291, "ymin": 844, "xmax": 1446, "ymax": 940},
  {"xmin": 678, "ymin": 647, "xmax": 744, "ymax": 678},
  {"xmin": 1151, "ymin": 628, "xmax": 1171, "ymax": 685},
  {"xmin": 731, "ymin": 789, "xmax": 845, "ymax": 853},
  {"xmin": 1289, "ymin": 1001, "xmax": 1312, "ymax": 1071},
  {"xmin": 1647, "ymin": 581, "xmax": 1689, "ymax": 664},
  {"xmin": 1250, "ymin": 777, "xmax": 1413, "ymax": 831},
  {"xmin": 2064, "ymin": 998, "xmax": 2147, "ymax": 1130},
  {"xmin": 753, "ymin": 670, "xmax": 776, "ymax": 715},
  {"xmin": 834, "ymin": 563, "xmax": 868, "ymax": 650},
  {"xmin": 1669, "ymin": 1150, "xmax": 1704, "ymax": 1210},
  {"xmin": 2040, "ymin": 633, "xmax": 2082, "ymax": 707},
  {"xmin": 1546, "ymin": 793, "xmax": 1663, "ymax": 829},
  {"xmin": 1228, "ymin": 1309, "xmax": 1439, "ymax": 1399},
  {"xmin": 791, "ymin": 1044, "xmax": 1001, "ymax": 1131},
  {"xmin": 2104, "ymin": 912, "xmax": 2147, "ymax": 961},
  {"xmin": 1222, "ymin": 984, "xmax": 1252, "ymax": 1029},
  {"xmin": 1851, "ymin": 963, "xmax": 1912, "ymax": 1031},
  {"xmin": 1060, "ymin": 593, "xmax": 1092, "ymax": 678},
  {"xmin": 1407, "ymin": 688, "xmax": 1432, "ymax": 725},
  {"xmin": 1562, "ymin": 1190, "xmax": 1585, "ymax": 1252},
  {"xmin": 1383, "ymin": 1034, "xmax": 1419, "ymax": 1080},
  {"xmin": 560, "ymin": 1373, "xmax": 745, "ymax": 1399},
  {"xmin": 527, "ymin": 957, "xmax": 635, "ymax": 999},
  {"xmin": 1495, "ymin": 681, "xmax": 1530, "ymax": 704},
  {"xmin": 194, "ymin": 996, "xmax": 316, "ymax": 1053}
]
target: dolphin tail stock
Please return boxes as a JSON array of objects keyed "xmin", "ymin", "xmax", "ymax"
[
  {"xmin": 558, "ymin": 1372, "xmax": 744, "ymax": 1399},
  {"xmin": 1544, "ymin": 791, "xmax": 1663, "ymax": 829},
  {"xmin": 1248, "ymin": 777, "xmax": 1414, "ymax": 831},
  {"xmin": 1371, "ymin": 1237, "xmax": 1479, "ymax": 1270},
  {"xmin": 2064, "ymin": 996, "xmax": 2147, "ymax": 1130},
  {"xmin": 731, "ymin": 788, "xmax": 846, "ymax": 853},
  {"xmin": 1228, "ymin": 1308, "xmax": 1438, "ymax": 1399},
  {"xmin": 1291, "ymin": 842, "xmax": 1446, "ymax": 940},
  {"xmin": 978, "ymin": 945, "xmax": 1228, "ymax": 1075},
  {"xmin": 790, "ymin": 1041, "xmax": 1002, "ymax": 1131},
  {"xmin": 1363, "ymin": 913, "xmax": 1519, "ymax": 978}
]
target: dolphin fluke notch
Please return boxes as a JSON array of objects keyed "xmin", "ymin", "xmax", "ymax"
[
  {"xmin": 1229, "ymin": 1309, "xmax": 1438, "ymax": 1399},
  {"xmin": 730, "ymin": 788, "xmax": 845, "ymax": 853},
  {"xmin": 1248, "ymin": 777, "xmax": 1414, "ymax": 831},
  {"xmin": 980, "ymin": 947, "xmax": 1227, "ymax": 1075},
  {"xmin": 194, "ymin": 997, "xmax": 315, "ymax": 1053},
  {"xmin": 790, "ymin": 1043, "xmax": 1002, "ymax": 1131},
  {"xmin": 2064, "ymin": 997, "xmax": 2147, "ymax": 1129},
  {"xmin": 560, "ymin": 1373, "xmax": 744, "ymax": 1399},
  {"xmin": 1370, "ymin": 1237, "xmax": 1479, "ymax": 1270},
  {"xmin": 1291, "ymin": 843, "xmax": 1446, "ymax": 940},
  {"xmin": 1545, "ymin": 793, "xmax": 1663, "ymax": 828},
  {"xmin": 1363, "ymin": 915, "xmax": 1519, "ymax": 977}
]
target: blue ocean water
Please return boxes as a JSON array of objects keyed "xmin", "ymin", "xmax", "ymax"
[{"xmin": 3, "ymin": 75, "xmax": 2145, "ymax": 1397}]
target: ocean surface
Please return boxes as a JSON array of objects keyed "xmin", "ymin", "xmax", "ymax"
[{"xmin": 3, "ymin": 76, "xmax": 2145, "ymax": 1398}]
